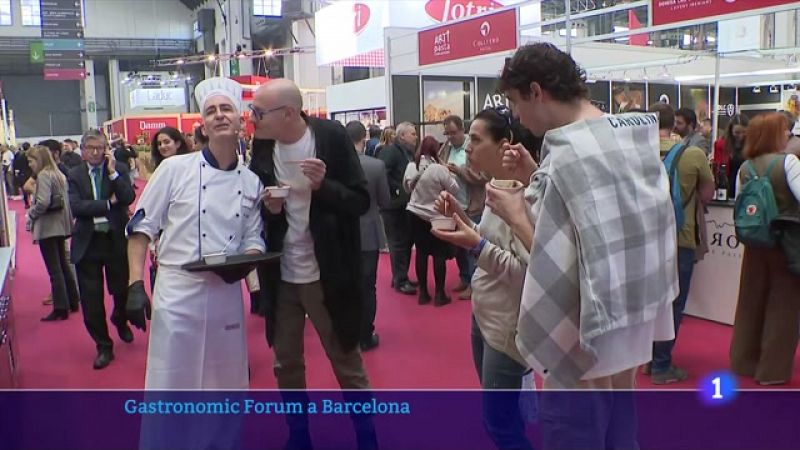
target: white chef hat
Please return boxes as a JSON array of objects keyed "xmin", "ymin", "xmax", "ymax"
[{"xmin": 194, "ymin": 77, "xmax": 242, "ymax": 112}]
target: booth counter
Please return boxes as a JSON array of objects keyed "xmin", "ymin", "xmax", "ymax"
[{"xmin": 685, "ymin": 201, "xmax": 741, "ymax": 326}]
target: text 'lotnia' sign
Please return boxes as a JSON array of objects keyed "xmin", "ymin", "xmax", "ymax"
[{"xmin": 418, "ymin": 8, "xmax": 517, "ymax": 66}]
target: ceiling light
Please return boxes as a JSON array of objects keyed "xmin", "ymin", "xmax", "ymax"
[
  {"xmin": 207, "ymin": 54, "xmax": 216, "ymax": 61},
  {"xmin": 752, "ymin": 86, "xmax": 761, "ymax": 93},
  {"xmin": 176, "ymin": 59, "xmax": 185, "ymax": 65},
  {"xmin": 675, "ymin": 67, "xmax": 800, "ymax": 82},
  {"xmin": 623, "ymin": 71, "xmax": 631, "ymax": 82},
  {"xmin": 770, "ymin": 85, "xmax": 779, "ymax": 94}
]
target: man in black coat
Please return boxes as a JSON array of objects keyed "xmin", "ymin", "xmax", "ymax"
[
  {"xmin": 377, "ymin": 122, "xmax": 419, "ymax": 295},
  {"xmin": 249, "ymin": 79, "xmax": 376, "ymax": 450},
  {"xmin": 69, "ymin": 129, "xmax": 136, "ymax": 370},
  {"xmin": 12, "ymin": 142, "xmax": 32, "ymax": 207}
]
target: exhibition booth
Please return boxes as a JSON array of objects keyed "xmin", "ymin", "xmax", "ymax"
[{"xmin": 323, "ymin": 0, "xmax": 800, "ymax": 325}]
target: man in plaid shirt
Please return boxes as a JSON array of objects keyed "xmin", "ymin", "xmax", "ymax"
[{"xmin": 486, "ymin": 43, "xmax": 677, "ymax": 448}]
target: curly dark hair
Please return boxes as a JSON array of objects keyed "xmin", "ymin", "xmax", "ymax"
[
  {"xmin": 150, "ymin": 126, "xmax": 189, "ymax": 167},
  {"xmin": 499, "ymin": 43, "xmax": 588, "ymax": 102},
  {"xmin": 473, "ymin": 108, "xmax": 542, "ymax": 163}
]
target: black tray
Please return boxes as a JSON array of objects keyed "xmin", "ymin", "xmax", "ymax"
[{"xmin": 182, "ymin": 252, "xmax": 282, "ymax": 272}]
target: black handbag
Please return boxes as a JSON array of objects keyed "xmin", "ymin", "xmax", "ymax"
[
  {"xmin": 46, "ymin": 177, "xmax": 66, "ymax": 212},
  {"xmin": 771, "ymin": 215, "xmax": 800, "ymax": 276}
]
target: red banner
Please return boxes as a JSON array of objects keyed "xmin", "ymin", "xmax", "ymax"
[
  {"xmin": 179, "ymin": 115, "xmax": 202, "ymax": 134},
  {"xmin": 652, "ymin": 0, "xmax": 797, "ymax": 26},
  {"xmin": 419, "ymin": 8, "xmax": 517, "ymax": 66},
  {"xmin": 125, "ymin": 116, "xmax": 180, "ymax": 144}
]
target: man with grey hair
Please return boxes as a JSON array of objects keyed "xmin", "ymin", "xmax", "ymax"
[
  {"xmin": 378, "ymin": 121, "xmax": 419, "ymax": 295},
  {"xmin": 126, "ymin": 77, "xmax": 265, "ymax": 390},
  {"xmin": 68, "ymin": 128, "xmax": 136, "ymax": 369}
]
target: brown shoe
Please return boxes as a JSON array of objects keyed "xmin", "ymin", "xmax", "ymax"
[
  {"xmin": 458, "ymin": 287, "xmax": 472, "ymax": 300},
  {"xmin": 453, "ymin": 282, "xmax": 469, "ymax": 293},
  {"xmin": 42, "ymin": 294, "xmax": 53, "ymax": 306}
]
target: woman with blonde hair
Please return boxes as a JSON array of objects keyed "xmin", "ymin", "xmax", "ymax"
[
  {"xmin": 375, "ymin": 126, "xmax": 396, "ymax": 157},
  {"xmin": 26, "ymin": 145, "xmax": 80, "ymax": 321}
]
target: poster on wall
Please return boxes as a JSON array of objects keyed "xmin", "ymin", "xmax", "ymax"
[
  {"xmin": 422, "ymin": 78, "xmax": 472, "ymax": 142},
  {"xmin": 648, "ymin": 83, "xmax": 679, "ymax": 108},
  {"xmin": 587, "ymin": 81, "xmax": 610, "ymax": 113},
  {"xmin": 680, "ymin": 84, "xmax": 711, "ymax": 123},
  {"xmin": 782, "ymin": 89, "xmax": 800, "ymax": 116},
  {"xmin": 611, "ymin": 82, "xmax": 645, "ymax": 113},
  {"xmin": 652, "ymin": 0, "xmax": 797, "ymax": 26}
]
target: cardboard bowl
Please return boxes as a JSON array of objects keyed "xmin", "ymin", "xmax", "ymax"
[
  {"xmin": 265, "ymin": 186, "xmax": 290, "ymax": 198},
  {"xmin": 431, "ymin": 217, "xmax": 457, "ymax": 231},
  {"xmin": 203, "ymin": 253, "xmax": 227, "ymax": 265}
]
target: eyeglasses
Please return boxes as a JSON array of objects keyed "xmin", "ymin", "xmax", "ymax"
[
  {"xmin": 249, "ymin": 104, "xmax": 287, "ymax": 121},
  {"xmin": 83, "ymin": 144, "xmax": 106, "ymax": 153}
]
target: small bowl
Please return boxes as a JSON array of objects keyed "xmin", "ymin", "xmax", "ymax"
[
  {"xmin": 431, "ymin": 217, "xmax": 457, "ymax": 231},
  {"xmin": 203, "ymin": 253, "xmax": 227, "ymax": 265},
  {"xmin": 490, "ymin": 179, "xmax": 524, "ymax": 191},
  {"xmin": 266, "ymin": 186, "xmax": 290, "ymax": 198}
]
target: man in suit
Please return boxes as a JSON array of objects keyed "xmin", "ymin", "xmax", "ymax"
[
  {"xmin": 365, "ymin": 125, "xmax": 381, "ymax": 157},
  {"xmin": 378, "ymin": 122, "xmax": 419, "ymax": 295},
  {"xmin": 346, "ymin": 121, "xmax": 390, "ymax": 351},
  {"xmin": 69, "ymin": 129, "xmax": 136, "ymax": 369}
]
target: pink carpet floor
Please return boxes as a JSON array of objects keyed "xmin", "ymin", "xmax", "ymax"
[{"xmin": 9, "ymin": 185, "xmax": 800, "ymax": 390}]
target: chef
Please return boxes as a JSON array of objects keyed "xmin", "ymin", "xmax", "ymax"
[{"xmin": 126, "ymin": 76, "xmax": 266, "ymax": 390}]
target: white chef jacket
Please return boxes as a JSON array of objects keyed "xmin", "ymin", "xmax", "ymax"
[{"xmin": 130, "ymin": 149, "xmax": 265, "ymax": 390}]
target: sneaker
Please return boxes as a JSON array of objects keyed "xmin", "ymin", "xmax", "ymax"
[{"xmin": 651, "ymin": 366, "xmax": 688, "ymax": 385}]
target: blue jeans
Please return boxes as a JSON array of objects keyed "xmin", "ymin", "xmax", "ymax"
[
  {"xmin": 471, "ymin": 315, "xmax": 535, "ymax": 450},
  {"xmin": 456, "ymin": 214, "xmax": 483, "ymax": 285},
  {"xmin": 652, "ymin": 247, "xmax": 696, "ymax": 373}
]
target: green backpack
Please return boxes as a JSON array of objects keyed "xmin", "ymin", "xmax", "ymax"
[{"xmin": 733, "ymin": 155, "xmax": 785, "ymax": 248}]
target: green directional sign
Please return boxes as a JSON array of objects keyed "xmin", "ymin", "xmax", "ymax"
[
  {"xmin": 30, "ymin": 42, "xmax": 44, "ymax": 64},
  {"xmin": 230, "ymin": 59, "xmax": 240, "ymax": 76}
]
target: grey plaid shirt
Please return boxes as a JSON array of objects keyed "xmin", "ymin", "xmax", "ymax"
[{"xmin": 516, "ymin": 113, "xmax": 679, "ymax": 388}]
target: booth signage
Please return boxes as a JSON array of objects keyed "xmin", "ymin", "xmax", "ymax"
[
  {"xmin": 124, "ymin": 117, "xmax": 180, "ymax": 142},
  {"xmin": 652, "ymin": 0, "xmax": 798, "ymax": 26},
  {"xmin": 129, "ymin": 88, "xmax": 186, "ymax": 109},
  {"xmin": 419, "ymin": 8, "xmax": 517, "ymax": 66},
  {"xmin": 424, "ymin": 0, "xmax": 504, "ymax": 23},
  {"xmin": 354, "ymin": 3, "xmax": 370, "ymax": 34}
]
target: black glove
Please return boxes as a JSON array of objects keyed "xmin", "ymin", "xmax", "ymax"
[
  {"xmin": 212, "ymin": 265, "xmax": 255, "ymax": 284},
  {"xmin": 126, "ymin": 280, "xmax": 151, "ymax": 331}
]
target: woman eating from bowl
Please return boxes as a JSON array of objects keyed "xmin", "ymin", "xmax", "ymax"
[
  {"xmin": 431, "ymin": 106, "xmax": 540, "ymax": 450},
  {"xmin": 404, "ymin": 135, "xmax": 460, "ymax": 306}
]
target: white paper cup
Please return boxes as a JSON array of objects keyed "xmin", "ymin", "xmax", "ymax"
[
  {"xmin": 490, "ymin": 179, "xmax": 524, "ymax": 191},
  {"xmin": 203, "ymin": 253, "xmax": 227, "ymax": 265},
  {"xmin": 266, "ymin": 186, "xmax": 290, "ymax": 198},
  {"xmin": 431, "ymin": 217, "xmax": 457, "ymax": 231}
]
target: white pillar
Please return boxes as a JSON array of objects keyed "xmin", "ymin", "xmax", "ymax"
[
  {"xmin": 774, "ymin": 10, "xmax": 797, "ymax": 48},
  {"xmin": 82, "ymin": 59, "xmax": 99, "ymax": 129},
  {"xmin": 108, "ymin": 59, "xmax": 123, "ymax": 119},
  {"xmin": 228, "ymin": 0, "xmax": 253, "ymax": 76}
]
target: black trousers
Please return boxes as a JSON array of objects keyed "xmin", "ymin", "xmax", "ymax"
[
  {"xmin": 75, "ymin": 232, "xmax": 129, "ymax": 351},
  {"xmin": 360, "ymin": 250, "xmax": 379, "ymax": 341},
  {"xmin": 381, "ymin": 209, "xmax": 413, "ymax": 287},
  {"xmin": 38, "ymin": 236, "xmax": 80, "ymax": 312}
]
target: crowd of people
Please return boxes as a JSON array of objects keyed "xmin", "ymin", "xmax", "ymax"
[{"xmin": 10, "ymin": 42, "xmax": 800, "ymax": 449}]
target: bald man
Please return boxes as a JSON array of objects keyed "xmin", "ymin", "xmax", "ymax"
[{"xmin": 248, "ymin": 79, "xmax": 377, "ymax": 450}]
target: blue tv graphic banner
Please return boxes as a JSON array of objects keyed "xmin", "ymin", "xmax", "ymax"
[{"xmin": 1, "ymin": 390, "xmax": 800, "ymax": 449}]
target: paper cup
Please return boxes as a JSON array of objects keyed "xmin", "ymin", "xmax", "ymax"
[
  {"xmin": 490, "ymin": 179, "xmax": 524, "ymax": 191},
  {"xmin": 431, "ymin": 217, "xmax": 457, "ymax": 231}
]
